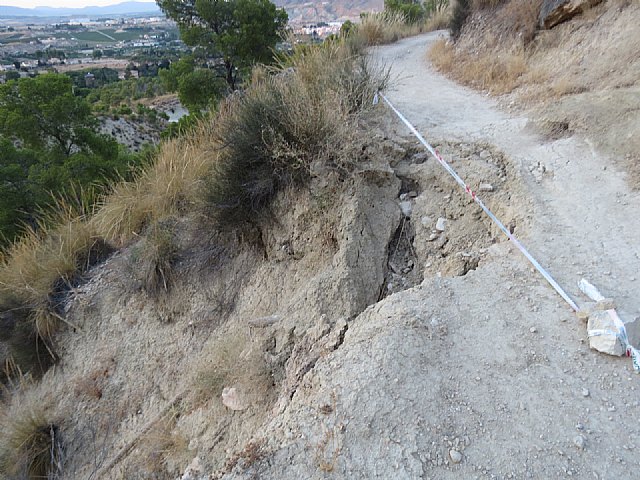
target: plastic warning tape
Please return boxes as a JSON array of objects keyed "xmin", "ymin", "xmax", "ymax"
[
  {"xmin": 375, "ymin": 92, "xmax": 580, "ymax": 312},
  {"xmin": 375, "ymin": 92, "xmax": 640, "ymax": 373}
]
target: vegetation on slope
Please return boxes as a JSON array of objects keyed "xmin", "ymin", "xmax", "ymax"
[
  {"xmin": 0, "ymin": 34, "xmax": 386, "ymax": 385},
  {"xmin": 0, "ymin": 9, "xmax": 431, "ymax": 475},
  {"xmin": 356, "ymin": 0, "xmax": 451, "ymax": 45}
]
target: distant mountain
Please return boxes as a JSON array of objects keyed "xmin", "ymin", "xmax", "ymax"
[
  {"xmin": 274, "ymin": 1, "xmax": 383, "ymax": 23},
  {"xmin": 0, "ymin": 1, "xmax": 382, "ymax": 23},
  {"xmin": 0, "ymin": 2, "xmax": 161, "ymax": 18}
]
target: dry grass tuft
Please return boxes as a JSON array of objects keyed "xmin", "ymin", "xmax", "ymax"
[
  {"xmin": 431, "ymin": 0, "xmax": 543, "ymax": 95},
  {"xmin": 356, "ymin": 10, "xmax": 449, "ymax": 46},
  {"xmin": 0, "ymin": 399, "xmax": 62, "ymax": 478},
  {"xmin": 425, "ymin": 9, "xmax": 452, "ymax": 31},
  {"xmin": 430, "ymin": 38, "xmax": 527, "ymax": 94},
  {"xmin": 0, "ymin": 204, "xmax": 109, "ymax": 343},
  {"xmin": 129, "ymin": 220, "xmax": 179, "ymax": 296},
  {"xmin": 91, "ymin": 130, "xmax": 212, "ymax": 246}
]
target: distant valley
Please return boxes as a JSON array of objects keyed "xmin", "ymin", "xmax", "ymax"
[{"xmin": 0, "ymin": 1, "xmax": 384, "ymax": 23}]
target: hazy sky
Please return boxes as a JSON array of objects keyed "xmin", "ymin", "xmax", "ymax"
[{"xmin": 2, "ymin": 0, "xmax": 156, "ymax": 8}]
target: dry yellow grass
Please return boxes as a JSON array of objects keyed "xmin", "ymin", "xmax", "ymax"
[
  {"xmin": 0, "ymin": 207, "xmax": 101, "ymax": 340},
  {"xmin": 0, "ymin": 395, "xmax": 61, "ymax": 478},
  {"xmin": 429, "ymin": 0, "xmax": 545, "ymax": 96},
  {"xmin": 356, "ymin": 10, "xmax": 450, "ymax": 46},
  {"xmin": 0, "ymin": 123, "xmax": 215, "ymax": 343},
  {"xmin": 425, "ymin": 9, "xmax": 452, "ymax": 31},
  {"xmin": 429, "ymin": 38, "xmax": 527, "ymax": 94},
  {"xmin": 91, "ymin": 128, "xmax": 213, "ymax": 246}
]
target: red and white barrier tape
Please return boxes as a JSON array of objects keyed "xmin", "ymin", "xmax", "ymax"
[
  {"xmin": 376, "ymin": 91, "xmax": 640, "ymax": 373},
  {"xmin": 375, "ymin": 92, "xmax": 578, "ymax": 311}
]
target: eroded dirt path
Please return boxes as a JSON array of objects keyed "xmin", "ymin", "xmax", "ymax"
[{"xmin": 373, "ymin": 32, "xmax": 640, "ymax": 337}]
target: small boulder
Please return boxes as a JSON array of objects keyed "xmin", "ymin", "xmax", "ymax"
[
  {"xmin": 399, "ymin": 201, "xmax": 412, "ymax": 217},
  {"xmin": 539, "ymin": 0, "xmax": 603, "ymax": 29},
  {"xmin": 222, "ymin": 387, "xmax": 248, "ymax": 411},
  {"xmin": 449, "ymin": 449, "xmax": 463, "ymax": 464}
]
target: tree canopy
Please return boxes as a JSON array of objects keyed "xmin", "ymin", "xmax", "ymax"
[
  {"xmin": 0, "ymin": 74, "xmax": 96, "ymax": 156},
  {"xmin": 0, "ymin": 74, "xmax": 141, "ymax": 247},
  {"xmin": 159, "ymin": 55, "xmax": 226, "ymax": 113},
  {"xmin": 156, "ymin": 0, "xmax": 288, "ymax": 90}
]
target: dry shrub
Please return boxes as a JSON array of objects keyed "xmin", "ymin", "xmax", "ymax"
[
  {"xmin": 129, "ymin": 220, "xmax": 178, "ymax": 296},
  {"xmin": 430, "ymin": 38, "xmax": 527, "ymax": 93},
  {"xmin": 0, "ymin": 398, "xmax": 62, "ymax": 478},
  {"xmin": 205, "ymin": 41, "xmax": 386, "ymax": 225},
  {"xmin": 450, "ymin": 0, "xmax": 472, "ymax": 39},
  {"xmin": 356, "ymin": 11, "xmax": 440, "ymax": 46}
]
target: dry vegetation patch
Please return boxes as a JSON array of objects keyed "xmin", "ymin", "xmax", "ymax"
[
  {"xmin": 0, "ymin": 35, "xmax": 394, "ymax": 478},
  {"xmin": 0, "ymin": 391, "xmax": 62, "ymax": 479},
  {"xmin": 431, "ymin": 0, "xmax": 543, "ymax": 94},
  {"xmin": 356, "ymin": 7, "xmax": 452, "ymax": 46}
]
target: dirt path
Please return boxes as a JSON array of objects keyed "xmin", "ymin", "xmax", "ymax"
[
  {"xmin": 220, "ymin": 33, "xmax": 640, "ymax": 480},
  {"xmin": 373, "ymin": 32, "xmax": 640, "ymax": 336}
]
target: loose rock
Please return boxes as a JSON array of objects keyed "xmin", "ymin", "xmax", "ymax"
[
  {"xmin": 436, "ymin": 217, "xmax": 447, "ymax": 232},
  {"xmin": 479, "ymin": 183, "xmax": 494, "ymax": 192},
  {"xmin": 222, "ymin": 387, "xmax": 248, "ymax": 411},
  {"xmin": 399, "ymin": 201, "xmax": 412, "ymax": 217},
  {"xmin": 573, "ymin": 435, "xmax": 586, "ymax": 450},
  {"xmin": 449, "ymin": 449, "xmax": 463, "ymax": 464}
]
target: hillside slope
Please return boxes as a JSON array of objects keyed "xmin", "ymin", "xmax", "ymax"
[
  {"xmin": 275, "ymin": 0, "xmax": 383, "ymax": 23},
  {"xmin": 2, "ymin": 5, "xmax": 639, "ymax": 479}
]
